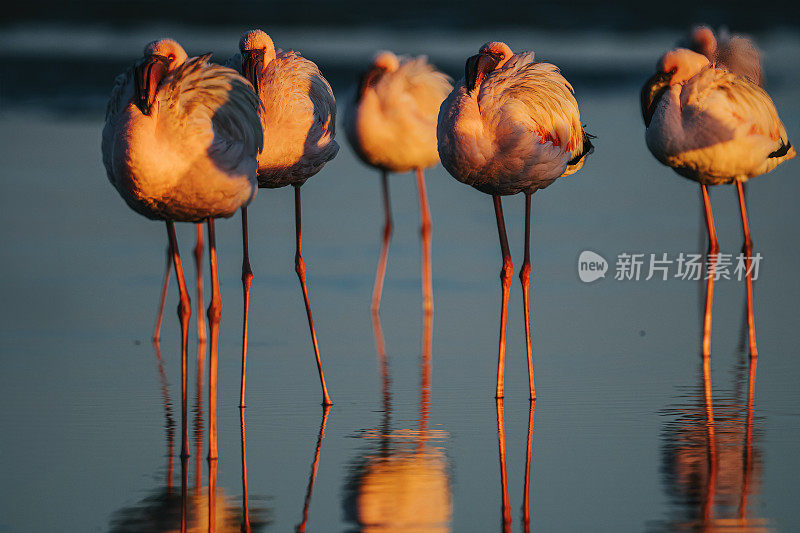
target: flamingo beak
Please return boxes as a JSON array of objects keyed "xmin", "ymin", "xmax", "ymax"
[
  {"xmin": 466, "ymin": 51, "xmax": 501, "ymax": 93},
  {"xmin": 134, "ymin": 54, "xmax": 170, "ymax": 116},
  {"xmin": 242, "ymin": 49, "xmax": 265, "ymax": 91}
]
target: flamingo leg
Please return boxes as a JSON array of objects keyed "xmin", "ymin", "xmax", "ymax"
[
  {"xmin": 194, "ymin": 223, "xmax": 207, "ymax": 342},
  {"xmin": 493, "ymin": 195, "xmax": 513, "ymax": 399},
  {"xmin": 496, "ymin": 398, "xmax": 512, "ymax": 532},
  {"xmin": 296, "ymin": 405, "xmax": 332, "ymax": 532},
  {"xmin": 520, "ymin": 192, "xmax": 535, "ymax": 400},
  {"xmin": 416, "ymin": 167, "xmax": 433, "ymax": 314},
  {"xmin": 294, "ymin": 185, "xmax": 333, "ymax": 406},
  {"xmin": 700, "ymin": 185, "xmax": 718, "ymax": 359},
  {"xmin": 736, "ymin": 181, "xmax": 758, "ymax": 359},
  {"xmin": 166, "ymin": 221, "xmax": 191, "ymax": 459},
  {"xmin": 240, "ymin": 206, "xmax": 254, "ymax": 408},
  {"xmin": 522, "ymin": 400, "xmax": 535, "ymax": 531},
  {"xmin": 371, "ymin": 171, "xmax": 393, "ymax": 314},
  {"xmin": 153, "ymin": 242, "xmax": 172, "ymax": 343},
  {"xmin": 206, "ymin": 218, "xmax": 222, "ymax": 460},
  {"xmin": 193, "ymin": 336, "xmax": 205, "ymax": 495}
]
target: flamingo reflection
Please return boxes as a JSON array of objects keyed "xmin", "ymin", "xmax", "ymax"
[
  {"xmin": 295, "ymin": 405, "xmax": 332, "ymax": 532},
  {"xmin": 495, "ymin": 399, "xmax": 536, "ymax": 533},
  {"xmin": 108, "ymin": 344, "xmax": 269, "ymax": 532},
  {"xmin": 651, "ymin": 354, "xmax": 767, "ymax": 531},
  {"xmin": 345, "ymin": 311, "xmax": 452, "ymax": 531}
]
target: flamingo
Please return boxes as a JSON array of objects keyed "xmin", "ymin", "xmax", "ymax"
[
  {"xmin": 641, "ymin": 48, "xmax": 795, "ymax": 360},
  {"xmin": 344, "ymin": 51, "xmax": 453, "ymax": 314},
  {"xmin": 227, "ymin": 29, "xmax": 338, "ymax": 407},
  {"xmin": 437, "ymin": 41, "xmax": 593, "ymax": 399},
  {"xmin": 683, "ymin": 25, "xmax": 763, "ymax": 86},
  {"xmin": 102, "ymin": 38, "xmax": 263, "ymax": 459}
]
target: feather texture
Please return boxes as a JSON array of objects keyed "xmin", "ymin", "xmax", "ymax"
[
  {"xmin": 438, "ymin": 49, "xmax": 592, "ymax": 196},
  {"xmin": 228, "ymin": 47, "xmax": 338, "ymax": 188},
  {"xmin": 645, "ymin": 57, "xmax": 794, "ymax": 184},
  {"xmin": 345, "ymin": 52, "xmax": 452, "ymax": 173},
  {"xmin": 102, "ymin": 45, "xmax": 261, "ymax": 221}
]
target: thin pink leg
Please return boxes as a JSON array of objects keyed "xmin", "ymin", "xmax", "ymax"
[
  {"xmin": 166, "ymin": 221, "xmax": 191, "ymax": 459},
  {"xmin": 240, "ymin": 206, "xmax": 254, "ymax": 408},
  {"xmin": 206, "ymin": 218, "xmax": 222, "ymax": 460},
  {"xmin": 493, "ymin": 196, "xmax": 513, "ymax": 399},
  {"xmin": 736, "ymin": 181, "xmax": 758, "ymax": 359},
  {"xmin": 371, "ymin": 171, "xmax": 392, "ymax": 314},
  {"xmin": 416, "ymin": 168, "xmax": 433, "ymax": 314},
  {"xmin": 153, "ymin": 243, "xmax": 172, "ymax": 343},
  {"xmin": 194, "ymin": 223, "xmax": 206, "ymax": 342},
  {"xmin": 520, "ymin": 192, "xmax": 535, "ymax": 400},
  {"xmin": 700, "ymin": 185, "xmax": 718, "ymax": 359},
  {"xmin": 294, "ymin": 185, "xmax": 333, "ymax": 406}
]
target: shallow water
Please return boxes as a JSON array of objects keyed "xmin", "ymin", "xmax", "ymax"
[{"xmin": 1, "ymin": 25, "xmax": 799, "ymax": 532}]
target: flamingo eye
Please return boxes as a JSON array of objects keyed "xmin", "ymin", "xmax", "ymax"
[{"xmin": 168, "ymin": 54, "xmax": 176, "ymax": 62}]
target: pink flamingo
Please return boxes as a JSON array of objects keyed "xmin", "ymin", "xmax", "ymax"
[
  {"xmin": 437, "ymin": 41, "xmax": 593, "ymax": 399},
  {"xmin": 228, "ymin": 29, "xmax": 338, "ymax": 406},
  {"xmin": 641, "ymin": 48, "xmax": 795, "ymax": 359},
  {"xmin": 102, "ymin": 38, "xmax": 262, "ymax": 459},
  {"xmin": 345, "ymin": 51, "xmax": 452, "ymax": 314}
]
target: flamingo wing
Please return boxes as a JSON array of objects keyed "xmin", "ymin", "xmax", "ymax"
[
  {"xmin": 162, "ymin": 54, "xmax": 264, "ymax": 172},
  {"xmin": 478, "ymin": 53, "xmax": 590, "ymax": 174}
]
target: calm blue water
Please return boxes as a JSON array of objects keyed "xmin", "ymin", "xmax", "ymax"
[{"xmin": 1, "ymin": 24, "xmax": 799, "ymax": 532}]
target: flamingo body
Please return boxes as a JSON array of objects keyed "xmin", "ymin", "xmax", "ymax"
[
  {"xmin": 642, "ymin": 49, "xmax": 794, "ymax": 185},
  {"xmin": 437, "ymin": 43, "xmax": 592, "ymax": 196},
  {"xmin": 228, "ymin": 30, "xmax": 338, "ymax": 188},
  {"xmin": 345, "ymin": 51, "xmax": 452, "ymax": 172},
  {"xmin": 103, "ymin": 40, "xmax": 262, "ymax": 221}
]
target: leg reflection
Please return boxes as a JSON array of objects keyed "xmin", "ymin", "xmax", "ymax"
[
  {"xmin": 296, "ymin": 405, "xmax": 332, "ymax": 532},
  {"xmin": 240, "ymin": 407, "xmax": 251, "ymax": 533},
  {"xmin": 496, "ymin": 398, "xmax": 512, "ymax": 533},
  {"xmin": 208, "ymin": 456, "xmax": 218, "ymax": 533},
  {"xmin": 522, "ymin": 401, "xmax": 535, "ymax": 532}
]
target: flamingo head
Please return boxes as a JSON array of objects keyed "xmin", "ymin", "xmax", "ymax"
[
  {"xmin": 356, "ymin": 51, "xmax": 398, "ymax": 99},
  {"xmin": 658, "ymin": 48, "xmax": 710, "ymax": 85},
  {"xmin": 689, "ymin": 25, "xmax": 717, "ymax": 60},
  {"xmin": 135, "ymin": 39, "xmax": 186, "ymax": 115},
  {"xmin": 640, "ymin": 48, "xmax": 709, "ymax": 126},
  {"xmin": 465, "ymin": 41, "xmax": 512, "ymax": 93},
  {"xmin": 239, "ymin": 29, "xmax": 276, "ymax": 90}
]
